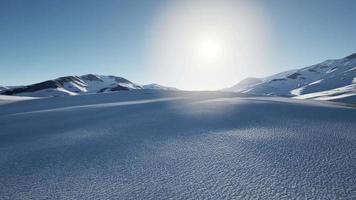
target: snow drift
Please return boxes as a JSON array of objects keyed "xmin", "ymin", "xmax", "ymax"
[{"xmin": 1, "ymin": 90, "xmax": 356, "ymax": 199}]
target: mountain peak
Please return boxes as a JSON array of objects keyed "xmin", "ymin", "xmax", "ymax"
[
  {"xmin": 226, "ymin": 53, "xmax": 356, "ymax": 102},
  {"xmin": 344, "ymin": 53, "xmax": 356, "ymax": 60},
  {"xmin": 142, "ymin": 83, "xmax": 178, "ymax": 90},
  {"xmin": 80, "ymin": 74, "xmax": 103, "ymax": 81},
  {"xmin": 1, "ymin": 74, "xmax": 176, "ymax": 97}
]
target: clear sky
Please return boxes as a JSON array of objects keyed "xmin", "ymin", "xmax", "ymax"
[{"xmin": 1, "ymin": 0, "xmax": 355, "ymax": 90}]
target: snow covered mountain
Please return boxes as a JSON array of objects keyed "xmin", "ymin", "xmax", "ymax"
[
  {"xmin": 225, "ymin": 77, "xmax": 262, "ymax": 93},
  {"xmin": 0, "ymin": 85, "xmax": 8, "ymax": 92},
  {"xmin": 0, "ymin": 74, "xmax": 176, "ymax": 97},
  {"xmin": 142, "ymin": 83, "xmax": 178, "ymax": 90},
  {"xmin": 227, "ymin": 53, "xmax": 356, "ymax": 103}
]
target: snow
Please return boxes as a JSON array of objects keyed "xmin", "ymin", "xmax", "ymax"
[
  {"xmin": 346, "ymin": 66, "xmax": 356, "ymax": 72},
  {"xmin": 0, "ymin": 86, "xmax": 9, "ymax": 92},
  {"xmin": 142, "ymin": 83, "xmax": 178, "ymax": 90},
  {"xmin": 224, "ymin": 77, "xmax": 262, "ymax": 92},
  {"xmin": 62, "ymin": 81, "xmax": 88, "ymax": 93},
  {"xmin": 1, "ymin": 90, "xmax": 356, "ymax": 199},
  {"xmin": 290, "ymin": 87, "xmax": 304, "ymax": 96},
  {"xmin": 226, "ymin": 54, "xmax": 356, "ymax": 103},
  {"xmin": 308, "ymin": 79, "xmax": 324, "ymax": 86},
  {"xmin": 1, "ymin": 74, "xmax": 180, "ymax": 98},
  {"xmin": 82, "ymin": 75, "xmax": 140, "ymax": 93},
  {"xmin": 0, "ymin": 74, "xmax": 145, "ymax": 97},
  {"xmin": 17, "ymin": 88, "xmax": 78, "ymax": 97},
  {"xmin": 0, "ymin": 95, "xmax": 36, "ymax": 105},
  {"xmin": 295, "ymin": 83, "xmax": 356, "ymax": 103}
]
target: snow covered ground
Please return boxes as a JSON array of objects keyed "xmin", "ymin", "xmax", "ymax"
[
  {"xmin": 0, "ymin": 95, "xmax": 37, "ymax": 105},
  {"xmin": 1, "ymin": 90, "xmax": 356, "ymax": 199}
]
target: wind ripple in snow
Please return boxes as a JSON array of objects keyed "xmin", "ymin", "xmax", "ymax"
[{"xmin": 0, "ymin": 91, "xmax": 356, "ymax": 199}]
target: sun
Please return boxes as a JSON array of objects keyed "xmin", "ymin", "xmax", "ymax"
[
  {"xmin": 146, "ymin": 0, "xmax": 268, "ymax": 90},
  {"xmin": 197, "ymin": 36, "xmax": 222, "ymax": 63}
]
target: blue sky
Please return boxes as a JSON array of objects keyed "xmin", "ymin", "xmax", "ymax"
[{"xmin": 0, "ymin": 0, "xmax": 355, "ymax": 89}]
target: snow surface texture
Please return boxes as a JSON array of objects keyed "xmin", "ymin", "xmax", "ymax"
[
  {"xmin": 227, "ymin": 53, "xmax": 356, "ymax": 103},
  {"xmin": 1, "ymin": 90, "xmax": 356, "ymax": 199},
  {"xmin": 0, "ymin": 74, "xmax": 176, "ymax": 97}
]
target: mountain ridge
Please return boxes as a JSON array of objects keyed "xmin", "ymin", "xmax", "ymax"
[
  {"xmin": 226, "ymin": 53, "xmax": 356, "ymax": 103},
  {"xmin": 0, "ymin": 74, "xmax": 176, "ymax": 97}
]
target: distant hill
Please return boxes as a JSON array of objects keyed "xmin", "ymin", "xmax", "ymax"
[
  {"xmin": 142, "ymin": 83, "xmax": 178, "ymax": 90},
  {"xmin": 226, "ymin": 53, "xmax": 356, "ymax": 103},
  {"xmin": 0, "ymin": 74, "xmax": 176, "ymax": 97}
]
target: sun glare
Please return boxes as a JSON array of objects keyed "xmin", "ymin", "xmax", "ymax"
[
  {"xmin": 198, "ymin": 36, "xmax": 222, "ymax": 64},
  {"xmin": 147, "ymin": 0, "xmax": 268, "ymax": 90}
]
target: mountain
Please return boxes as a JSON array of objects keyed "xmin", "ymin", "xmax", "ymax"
[
  {"xmin": 0, "ymin": 74, "xmax": 176, "ymax": 97},
  {"xmin": 142, "ymin": 83, "xmax": 178, "ymax": 90},
  {"xmin": 0, "ymin": 85, "xmax": 8, "ymax": 92},
  {"xmin": 225, "ymin": 77, "xmax": 262, "ymax": 92},
  {"xmin": 227, "ymin": 53, "xmax": 356, "ymax": 103},
  {"xmin": 1, "ymin": 74, "xmax": 142, "ymax": 97}
]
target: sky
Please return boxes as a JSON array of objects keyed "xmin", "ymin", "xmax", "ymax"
[{"xmin": 0, "ymin": 0, "xmax": 355, "ymax": 90}]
